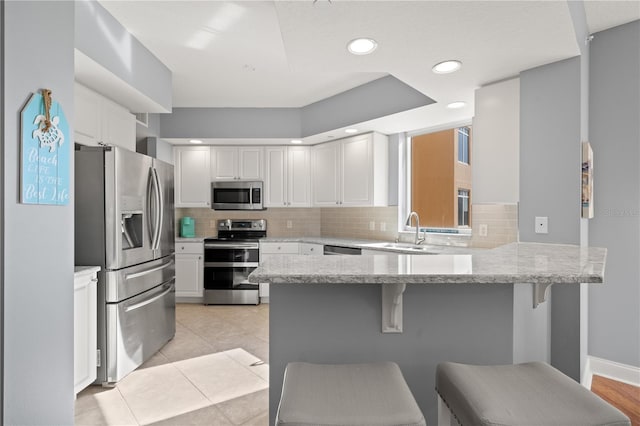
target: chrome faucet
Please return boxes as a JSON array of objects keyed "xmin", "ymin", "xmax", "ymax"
[{"xmin": 405, "ymin": 211, "xmax": 425, "ymax": 245}]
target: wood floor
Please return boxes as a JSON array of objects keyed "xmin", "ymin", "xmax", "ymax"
[{"xmin": 591, "ymin": 375, "xmax": 640, "ymax": 426}]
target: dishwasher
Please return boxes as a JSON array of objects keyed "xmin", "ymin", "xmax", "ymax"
[{"xmin": 323, "ymin": 245, "xmax": 362, "ymax": 255}]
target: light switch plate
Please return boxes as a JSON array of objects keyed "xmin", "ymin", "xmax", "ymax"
[{"xmin": 535, "ymin": 216, "xmax": 548, "ymax": 234}]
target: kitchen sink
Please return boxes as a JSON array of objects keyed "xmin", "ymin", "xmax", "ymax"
[{"xmin": 362, "ymin": 242, "xmax": 442, "ymax": 254}]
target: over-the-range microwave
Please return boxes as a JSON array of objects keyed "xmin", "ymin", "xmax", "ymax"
[{"xmin": 211, "ymin": 181, "xmax": 265, "ymax": 210}]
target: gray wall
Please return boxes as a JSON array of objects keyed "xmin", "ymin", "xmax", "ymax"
[
  {"xmin": 519, "ymin": 57, "xmax": 581, "ymax": 245},
  {"xmin": 300, "ymin": 76, "xmax": 434, "ymax": 137},
  {"xmin": 160, "ymin": 107, "xmax": 302, "ymax": 139},
  {"xmin": 589, "ymin": 20, "xmax": 640, "ymax": 368},
  {"xmin": 270, "ymin": 283, "xmax": 517, "ymax": 426},
  {"xmin": 0, "ymin": 0, "xmax": 4, "ymax": 419},
  {"xmin": 2, "ymin": 1, "xmax": 76, "ymax": 424},
  {"xmin": 75, "ymin": 0, "xmax": 172, "ymax": 111},
  {"xmin": 519, "ymin": 57, "xmax": 582, "ymax": 380},
  {"xmin": 158, "ymin": 76, "xmax": 434, "ymax": 140}
]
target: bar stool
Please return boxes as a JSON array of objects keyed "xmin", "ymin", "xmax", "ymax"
[
  {"xmin": 435, "ymin": 361, "xmax": 630, "ymax": 426},
  {"xmin": 277, "ymin": 361, "xmax": 426, "ymax": 426}
]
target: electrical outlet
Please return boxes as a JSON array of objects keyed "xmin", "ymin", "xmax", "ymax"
[
  {"xmin": 535, "ymin": 216, "xmax": 548, "ymax": 234},
  {"xmin": 479, "ymin": 224, "xmax": 488, "ymax": 237},
  {"xmin": 210, "ymin": 220, "xmax": 216, "ymax": 228},
  {"xmin": 369, "ymin": 221, "xmax": 375, "ymax": 231},
  {"xmin": 380, "ymin": 222, "xmax": 387, "ymax": 231},
  {"xmin": 286, "ymin": 220, "xmax": 293, "ymax": 229}
]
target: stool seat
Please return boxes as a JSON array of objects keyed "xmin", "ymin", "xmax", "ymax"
[
  {"xmin": 436, "ymin": 361, "xmax": 630, "ymax": 426},
  {"xmin": 277, "ymin": 361, "xmax": 426, "ymax": 426}
]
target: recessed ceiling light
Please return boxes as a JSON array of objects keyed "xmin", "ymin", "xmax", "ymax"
[
  {"xmin": 347, "ymin": 38, "xmax": 377, "ymax": 55},
  {"xmin": 446, "ymin": 101, "xmax": 466, "ymax": 109},
  {"xmin": 345, "ymin": 128, "xmax": 358, "ymax": 134},
  {"xmin": 432, "ymin": 60, "xmax": 462, "ymax": 74},
  {"xmin": 291, "ymin": 139, "xmax": 302, "ymax": 144},
  {"xmin": 189, "ymin": 139, "xmax": 203, "ymax": 144}
]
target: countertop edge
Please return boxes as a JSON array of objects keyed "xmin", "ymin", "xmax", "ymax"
[{"xmin": 74, "ymin": 266, "xmax": 101, "ymax": 277}]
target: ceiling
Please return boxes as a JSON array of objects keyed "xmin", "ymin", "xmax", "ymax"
[{"xmin": 97, "ymin": 0, "xmax": 639, "ymax": 143}]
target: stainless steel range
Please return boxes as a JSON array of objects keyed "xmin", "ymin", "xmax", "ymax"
[{"xmin": 203, "ymin": 219, "xmax": 266, "ymax": 305}]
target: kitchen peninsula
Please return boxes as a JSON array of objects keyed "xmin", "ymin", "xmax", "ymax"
[{"xmin": 249, "ymin": 242, "xmax": 607, "ymax": 425}]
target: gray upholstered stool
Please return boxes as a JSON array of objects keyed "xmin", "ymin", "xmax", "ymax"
[
  {"xmin": 277, "ymin": 361, "xmax": 426, "ymax": 426},
  {"xmin": 436, "ymin": 361, "xmax": 631, "ymax": 426}
]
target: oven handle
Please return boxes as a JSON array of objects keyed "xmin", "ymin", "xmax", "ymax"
[
  {"xmin": 204, "ymin": 242, "xmax": 259, "ymax": 249},
  {"xmin": 249, "ymin": 183, "xmax": 253, "ymax": 207},
  {"xmin": 205, "ymin": 262, "xmax": 259, "ymax": 268}
]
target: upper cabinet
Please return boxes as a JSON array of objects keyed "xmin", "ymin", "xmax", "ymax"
[
  {"xmin": 174, "ymin": 146, "xmax": 211, "ymax": 208},
  {"xmin": 211, "ymin": 147, "xmax": 263, "ymax": 180},
  {"xmin": 74, "ymin": 83, "xmax": 136, "ymax": 152},
  {"xmin": 264, "ymin": 146, "xmax": 311, "ymax": 208},
  {"xmin": 312, "ymin": 132, "xmax": 388, "ymax": 207}
]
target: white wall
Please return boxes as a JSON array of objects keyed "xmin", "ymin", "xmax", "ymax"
[
  {"xmin": 472, "ymin": 78, "xmax": 520, "ymax": 204},
  {"xmin": 2, "ymin": 1, "xmax": 76, "ymax": 423}
]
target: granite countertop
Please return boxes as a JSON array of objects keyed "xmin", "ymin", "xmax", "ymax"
[
  {"xmin": 175, "ymin": 237, "xmax": 207, "ymax": 243},
  {"xmin": 248, "ymin": 242, "xmax": 606, "ymax": 285},
  {"xmin": 260, "ymin": 236, "xmax": 473, "ymax": 255}
]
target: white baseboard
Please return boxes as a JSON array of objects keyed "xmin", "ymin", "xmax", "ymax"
[{"xmin": 585, "ymin": 355, "xmax": 640, "ymax": 388}]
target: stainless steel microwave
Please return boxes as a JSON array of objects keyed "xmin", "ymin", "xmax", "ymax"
[{"xmin": 211, "ymin": 181, "xmax": 265, "ymax": 210}]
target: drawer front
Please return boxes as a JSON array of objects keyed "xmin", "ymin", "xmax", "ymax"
[
  {"xmin": 299, "ymin": 243, "xmax": 323, "ymax": 255},
  {"xmin": 176, "ymin": 242, "xmax": 204, "ymax": 255},
  {"xmin": 260, "ymin": 242, "xmax": 299, "ymax": 254}
]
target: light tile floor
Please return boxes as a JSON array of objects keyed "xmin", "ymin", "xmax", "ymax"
[{"xmin": 75, "ymin": 303, "xmax": 270, "ymax": 425}]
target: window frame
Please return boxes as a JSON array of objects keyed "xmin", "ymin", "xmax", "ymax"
[
  {"xmin": 457, "ymin": 189, "xmax": 470, "ymax": 227},
  {"xmin": 457, "ymin": 126, "xmax": 470, "ymax": 165},
  {"xmin": 399, "ymin": 121, "xmax": 473, "ymax": 236}
]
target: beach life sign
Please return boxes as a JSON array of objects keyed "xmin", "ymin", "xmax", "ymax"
[{"xmin": 20, "ymin": 90, "xmax": 70, "ymax": 205}]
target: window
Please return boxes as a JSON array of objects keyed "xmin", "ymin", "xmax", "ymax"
[
  {"xmin": 403, "ymin": 124, "xmax": 472, "ymax": 234},
  {"xmin": 457, "ymin": 127, "xmax": 470, "ymax": 164},
  {"xmin": 458, "ymin": 189, "xmax": 470, "ymax": 227}
]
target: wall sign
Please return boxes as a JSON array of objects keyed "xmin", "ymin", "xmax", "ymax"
[
  {"xmin": 581, "ymin": 141, "xmax": 594, "ymax": 219},
  {"xmin": 20, "ymin": 89, "xmax": 70, "ymax": 205}
]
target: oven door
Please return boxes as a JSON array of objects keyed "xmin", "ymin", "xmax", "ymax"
[{"xmin": 204, "ymin": 242, "xmax": 259, "ymax": 290}]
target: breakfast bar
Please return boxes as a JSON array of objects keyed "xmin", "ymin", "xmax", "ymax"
[{"xmin": 248, "ymin": 242, "xmax": 607, "ymax": 425}]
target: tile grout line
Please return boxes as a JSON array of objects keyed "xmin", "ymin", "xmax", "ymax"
[
  {"xmin": 221, "ymin": 350, "xmax": 270, "ymax": 384},
  {"xmin": 115, "ymin": 386, "xmax": 143, "ymax": 426}
]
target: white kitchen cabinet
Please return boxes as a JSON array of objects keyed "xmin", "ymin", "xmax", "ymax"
[
  {"xmin": 174, "ymin": 146, "xmax": 211, "ymax": 208},
  {"xmin": 211, "ymin": 146, "xmax": 263, "ymax": 180},
  {"xmin": 312, "ymin": 141, "xmax": 341, "ymax": 206},
  {"xmin": 260, "ymin": 242, "xmax": 300, "ymax": 258},
  {"xmin": 299, "ymin": 242, "xmax": 323, "ymax": 255},
  {"xmin": 259, "ymin": 241, "xmax": 301, "ymax": 302},
  {"xmin": 74, "ymin": 266, "xmax": 99, "ymax": 395},
  {"xmin": 175, "ymin": 242, "xmax": 204, "ymax": 298},
  {"xmin": 74, "ymin": 83, "xmax": 136, "ymax": 151},
  {"xmin": 312, "ymin": 132, "xmax": 388, "ymax": 207},
  {"xmin": 264, "ymin": 146, "xmax": 311, "ymax": 207}
]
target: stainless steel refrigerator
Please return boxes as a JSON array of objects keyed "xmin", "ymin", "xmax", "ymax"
[{"xmin": 75, "ymin": 145, "xmax": 175, "ymax": 385}]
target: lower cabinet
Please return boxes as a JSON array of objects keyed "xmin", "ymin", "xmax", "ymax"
[
  {"xmin": 176, "ymin": 242, "xmax": 204, "ymax": 299},
  {"xmin": 299, "ymin": 242, "xmax": 324, "ymax": 255},
  {"xmin": 259, "ymin": 242, "xmax": 325, "ymax": 301},
  {"xmin": 74, "ymin": 267, "xmax": 99, "ymax": 395}
]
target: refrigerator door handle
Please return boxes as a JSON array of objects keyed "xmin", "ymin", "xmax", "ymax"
[
  {"xmin": 152, "ymin": 167, "xmax": 164, "ymax": 250},
  {"xmin": 125, "ymin": 261, "xmax": 173, "ymax": 281},
  {"xmin": 146, "ymin": 169, "xmax": 157, "ymax": 250},
  {"xmin": 148, "ymin": 167, "xmax": 162, "ymax": 251},
  {"xmin": 124, "ymin": 283, "xmax": 173, "ymax": 313}
]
